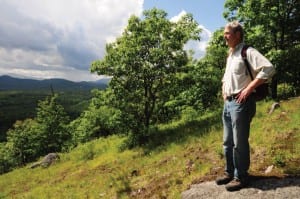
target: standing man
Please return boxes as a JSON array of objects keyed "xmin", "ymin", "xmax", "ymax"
[{"xmin": 216, "ymin": 21, "xmax": 275, "ymax": 191}]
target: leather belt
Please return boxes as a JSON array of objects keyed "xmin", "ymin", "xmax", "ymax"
[{"xmin": 226, "ymin": 94, "xmax": 238, "ymax": 101}]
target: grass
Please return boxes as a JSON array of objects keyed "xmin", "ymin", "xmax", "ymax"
[{"xmin": 0, "ymin": 97, "xmax": 299, "ymax": 198}]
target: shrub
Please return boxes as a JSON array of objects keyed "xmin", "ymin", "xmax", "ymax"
[{"xmin": 277, "ymin": 83, "xmax": 296, "ymax": 99}]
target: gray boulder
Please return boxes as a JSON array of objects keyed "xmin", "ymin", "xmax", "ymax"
[{"xmin": 30, "ymin": 153, "xmax": 60, "ymax": 169}]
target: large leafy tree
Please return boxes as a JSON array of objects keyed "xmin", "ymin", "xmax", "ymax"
[
  {"xmin": 224, "ymin": 0, "xmax": 300, "ymax": 97},
  {"xmin": 91, "ymin": 8, "xmax": 201, "ymax": 145}
]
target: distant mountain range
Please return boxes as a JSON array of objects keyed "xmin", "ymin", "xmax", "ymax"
[{"xmin": 0, "ymin": 75, "xmax": 110, "ymax": 91}]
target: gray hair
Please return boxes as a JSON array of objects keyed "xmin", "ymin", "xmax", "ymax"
[{"xmin": 225, "ymin": 21, "xmax": 244, "ymax": 41}]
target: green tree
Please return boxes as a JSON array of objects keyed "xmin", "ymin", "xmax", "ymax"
[
  {"xmin": 195, "ymin": 29, "xmax": 227, "ymax": 108},
  {"xmin": 6, "ymin": 119, "xmax": 40, "ymax": 165},
  {"xmin": 91, "ymin": 8, "xmax": 201, "ymax": 146},
  {"xmin": 174, "ymin": 28, "xmax": 226, "ymax": 112},
  {"xmin": 36, "ymin": 94, "xmax": 70, "ymax": 153},
  {"xmin": 224, "ymin": 0, "xmax": 300, "ymax": 97},
  {"xmin": 203, "ymin": 29, "xmax": 228, "ymax": 71},
  {"xmin": 0, "ymin": 142, "xmax": 16, "ymax": 174}
]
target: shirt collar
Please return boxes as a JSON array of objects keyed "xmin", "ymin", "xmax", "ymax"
[
  {"xmin": 229, "ymin": 42, "xmax": 244, "ymax": 56},
  {"xmin": 233, "ymin": 42, "xmax": 244, "ymax": 53}
]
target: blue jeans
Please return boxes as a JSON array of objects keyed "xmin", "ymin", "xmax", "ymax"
[{"xmin": 222, "ymin": 95, "xmax": 256, "ymax": 180}]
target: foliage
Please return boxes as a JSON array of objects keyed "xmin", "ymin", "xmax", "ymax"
[
  {"xmin": 223, "ymin": 0, "xmax": 300, "ymax": 98},
  {"xmin": 6, "ymin": 119, "xmax": 40, "ymax": 165},
  {"xmin": 0, "ymin": 91, "xmax": 47, "ymax": 142},
  {"xmin": 175, "ymin": 28, "xmax": 227, "ymax": 112},
  {"xmin": 91, "ymin": 8, "xmax": 201, "ymax": 146},
  {"xmin": 0, "ymin": 94, "xmax": 71, "ymax": 173},
  {"xmin": 204, "ymin": 29, "xmax": 228, "ymax": 71},
  {"xmin": 0, "ymin": 143, "xmax": 16, "ymax": 174},
  {"xmin": 277, "ymin": 83, "xmax": 296, "ymax": 99},
  {"xmin": 188, "ymin": 61, "xmax": 222, "ymax": 110},
  {"xmin": 266, "ymin": 45, "xmax": 300, "ymax": 96},
  {"xmin": 0, "ymin": 90, "xmax": 92, "ymax": 142},
  {"xmin": 69, "ymin": 89, "xmax": 122, "ymax": 145},
  {"xmin": 35, "ymin": 94, "xmax": 71, "ymax": 153}
]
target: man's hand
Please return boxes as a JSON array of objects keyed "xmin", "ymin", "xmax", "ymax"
[
  {"xmin": 236, "ymin": 88, "xmax": 252, "ymax": 103},
  {"xmin": 236, "ymin": 78, "xmax": 266, "ymax": 103},
  {"xmin": 223, "ymin": 93, "xmax": 227, "ymax": 101}
]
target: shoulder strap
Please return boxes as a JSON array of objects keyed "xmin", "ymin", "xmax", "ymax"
[{"xmin": 241, "ymin": 45, "xmax": 254, "ymax": 80}]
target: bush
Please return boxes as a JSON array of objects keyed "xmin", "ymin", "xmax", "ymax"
[
  {"xmin": 0, "ymin": 143, "xmax": 17, "ymax": 174},
  {"xmin": 277, "ymin": 83, "xmax": 296, "ymax": 99},
  {"xmin": 181, "ymin": 106, "xmax": 199, "ymax": 122},
  {"xmin": 69, "ymin": 105, "xmax": 122, "ymax": 145},
  {"xmin": 6, "ymin": 119, "xmax": 41, "ymax": 165}
]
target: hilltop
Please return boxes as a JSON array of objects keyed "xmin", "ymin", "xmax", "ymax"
[
  {"xmin": 0, "ymin": 97, "xmax": 299, "ymax": 198},
  {"xmin": 0, "ymin": 75, "xmax": 109, "ymax": 91}
]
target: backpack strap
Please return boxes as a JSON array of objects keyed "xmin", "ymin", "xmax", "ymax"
[{"xmin": 241, "ymin": 45, "xmax": 254, "ymax": 80}]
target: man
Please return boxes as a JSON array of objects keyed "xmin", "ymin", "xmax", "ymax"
[{"xmin": 216, "ymin": 21, "xmax": 275, "ymax": 191}]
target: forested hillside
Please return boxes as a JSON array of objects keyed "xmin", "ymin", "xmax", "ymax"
[
  {"xmin": 0, "ymin": 76, "xmax": 109, "ymax": 142},
  {"xmin": 0, "ymin": 90, "xmax": 92, "ymax": 141}
]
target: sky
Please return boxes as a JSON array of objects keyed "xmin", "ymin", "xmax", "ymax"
[{"xmin": 0, "ymin": 0, "xmax": 226, "ymax": 82}]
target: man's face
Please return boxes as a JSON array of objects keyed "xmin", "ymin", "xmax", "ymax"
[{"xmin": 224, "ymin": 27, "xmax": 240, "ymax": 48}]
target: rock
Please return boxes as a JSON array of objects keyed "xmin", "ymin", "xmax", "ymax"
[
  {"xmin": 182, "ymin": 177, "xmax": 300, "ymax": 199},
  {"xmin": 265, "ymin": 165, "xmax": 274, "ymax": 174},
  {"xmin": 269, "ymin": 102, "xmax": 280, "ymax": 114},
  {"xmin": 30, "ymin": 153, "xmax": 60, "ymax": 169}
]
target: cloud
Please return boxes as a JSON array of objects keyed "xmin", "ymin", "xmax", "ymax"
[
  {"xmin": 184, "ymin": 24, "xmax": 212, "ymax": 59},
  {"xmin": 170, "ymin": 10, "xmax": 187, "ymax": 23},
  {"xmin": 170, "ymin": 11, "xmax": 212, "ymax": 59},
  {"xmin": 0, "ymin": 0, "xmax": 143, "ymax": 81},
  {"xmin": 0, "ymin": 2, "xmax": 212, "ymax": 81}
]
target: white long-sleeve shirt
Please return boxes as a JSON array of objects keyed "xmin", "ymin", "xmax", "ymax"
[{"xmin": 222, "ymin": 43, "xmax": 275, "ymax": 96}]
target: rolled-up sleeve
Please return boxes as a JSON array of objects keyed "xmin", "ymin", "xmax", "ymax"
[
  {"xmin": 256, "ymin": 66, "xmax": 276, "ymax": 80},
  {"xmin": 247, "ymin": 47, "xmax": 276, "ymax": 80}
]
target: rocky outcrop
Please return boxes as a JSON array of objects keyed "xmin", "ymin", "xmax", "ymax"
[{"xmin": 182, "ymin": 177, "xmax": 300, "ymax": 199}]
